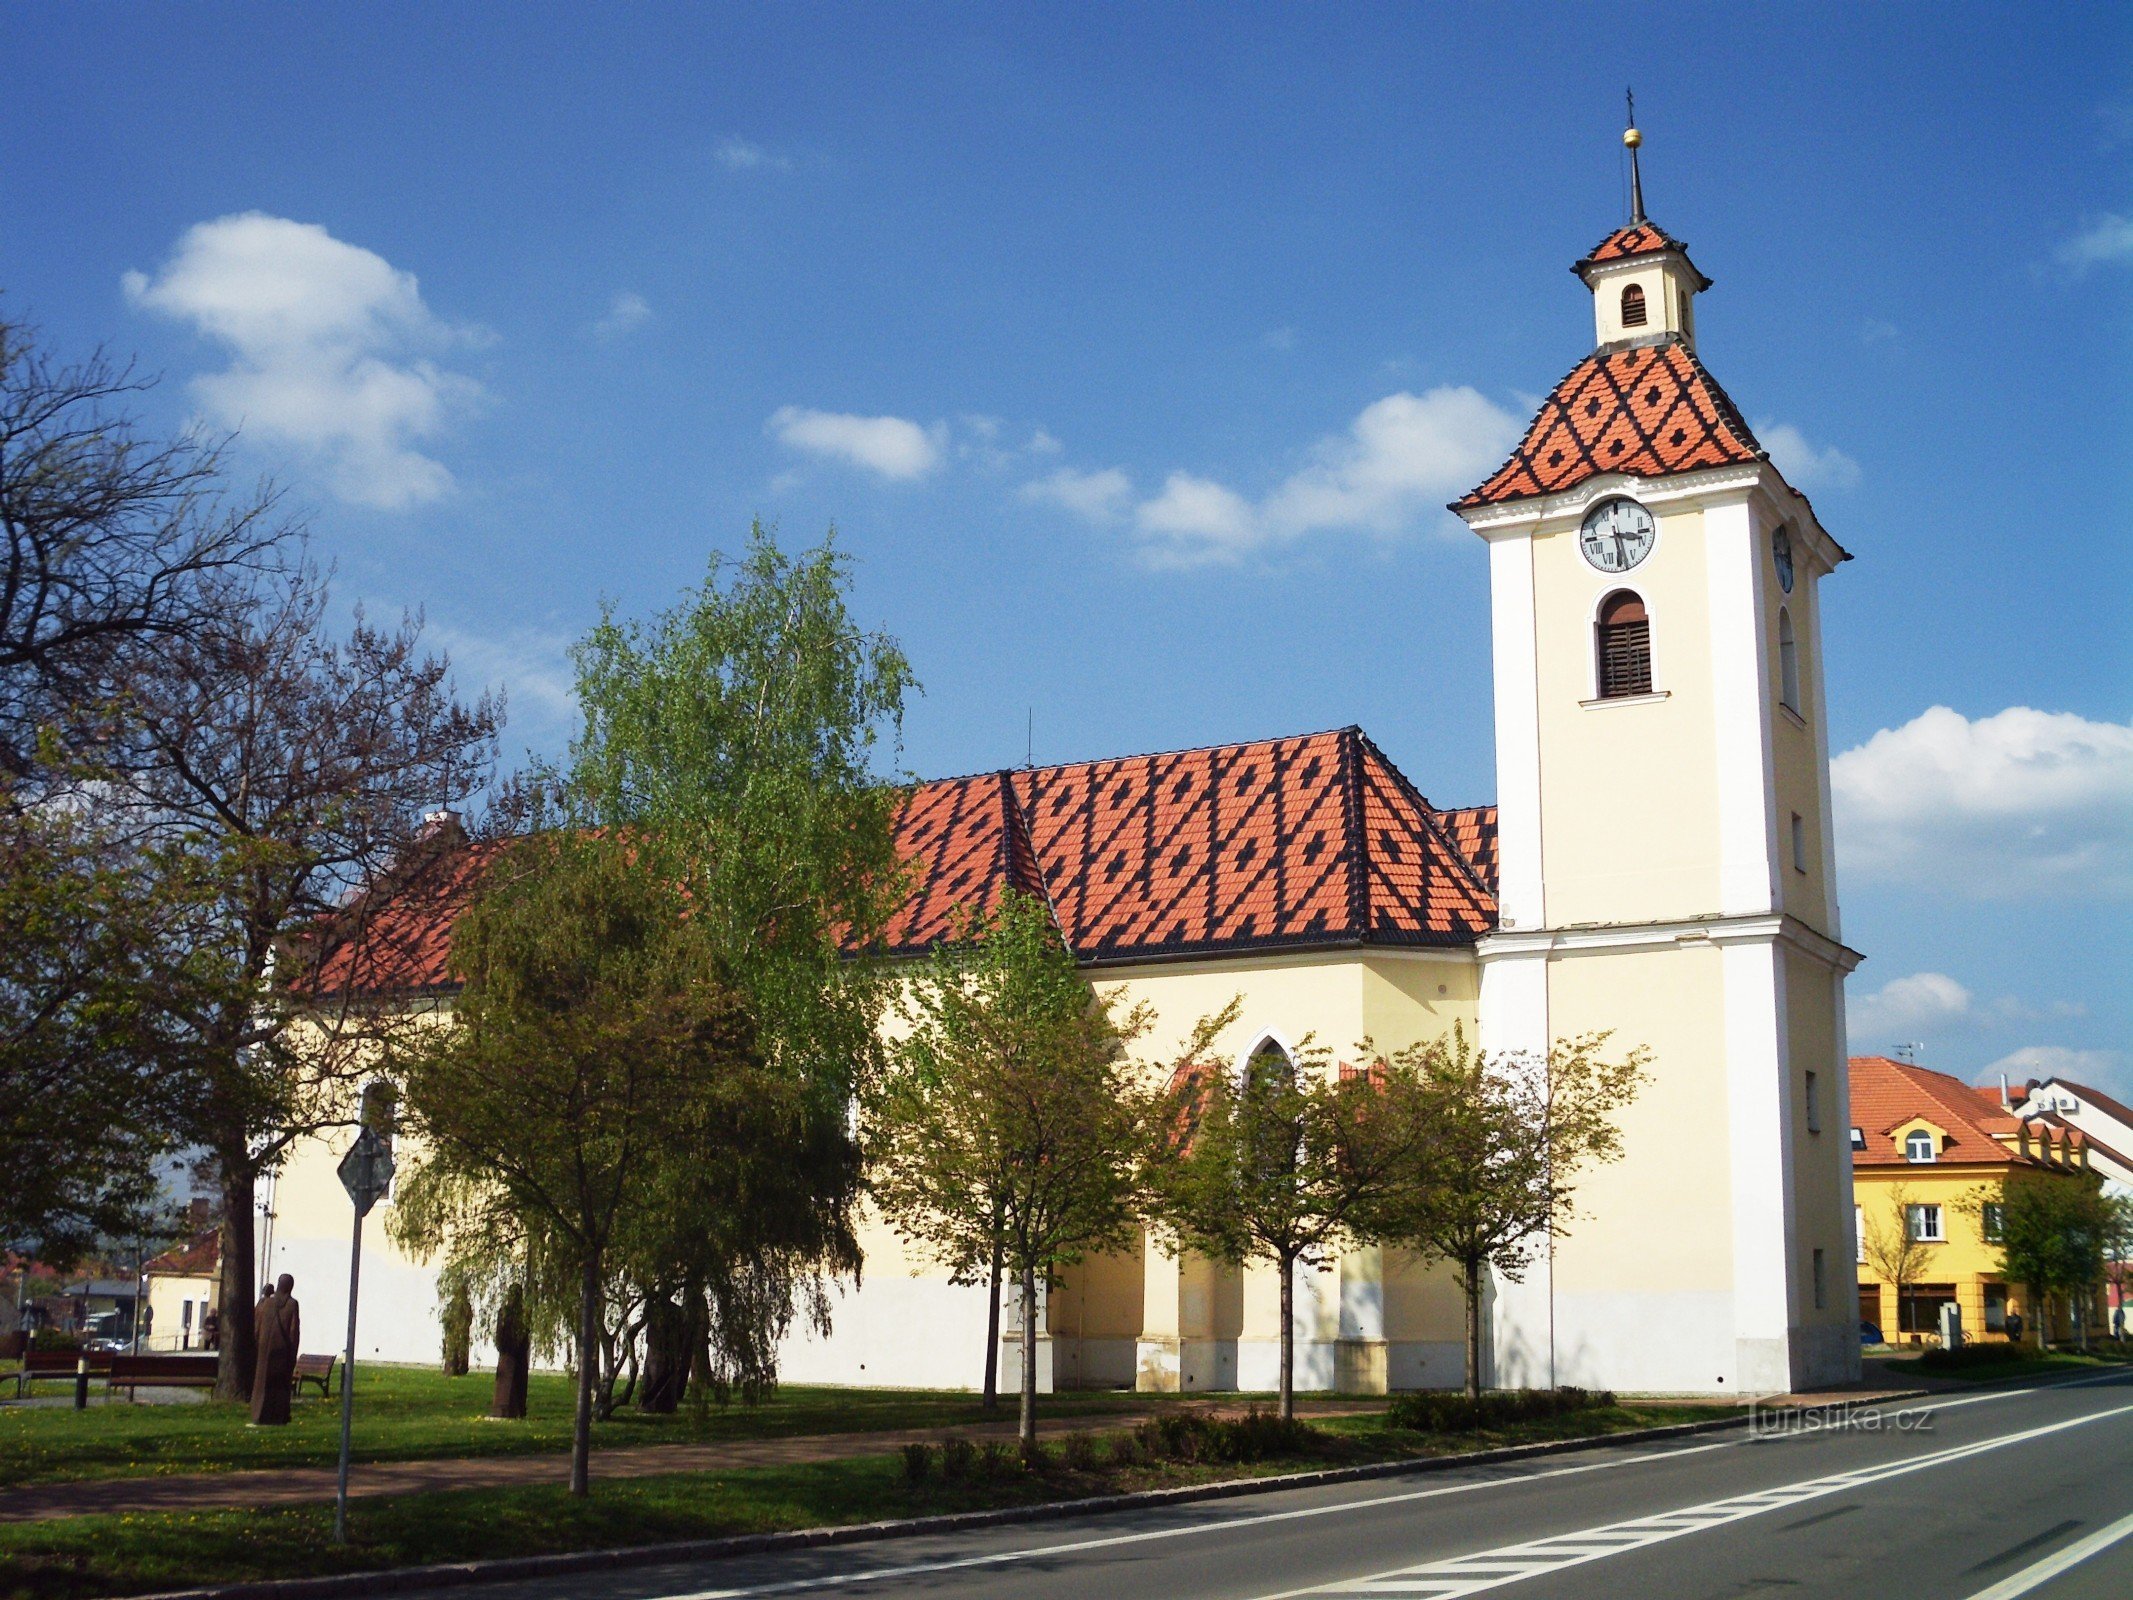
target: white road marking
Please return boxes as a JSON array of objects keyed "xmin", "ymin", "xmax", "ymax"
[
  {"xmin": 1267, "ymin": 1400, "xmax": 2133, "ymax": 1600},
  {"xmin": 1962, "ymin": 1507, "xmax": 2133, "ymax": 1599},
  {"xmin": 652, "ymin": 1373, "xmax": 2132, "ymax": 1600}
]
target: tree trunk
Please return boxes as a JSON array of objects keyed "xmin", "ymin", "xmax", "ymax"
[
  {"xmin": 571, "ymin": 1255, "xmax": 599, "ymax": 1497},
  {"xmin": 491, "ymin": 1282, "xmax": 530, "ymax": 1419},
  {"xmin": 1278, "ymin": 1251, "xmax": 1295, "ymax": 1421},
  {"xmin": 214, "ymin": 1167, "xmax": 257, "ymax": 1403},
  {"xmin": 981, "ymin": 1234, "xmax": 1003, "ymax": 1412},
  {"xmin": 1464, "ymin": 1258, "xmax": 1484, "ymax": 1401},
  {"xmin": 639, "ymin": 1293, "xmax": 688, "ymax": 1414},
  {"xmin": 1018, "ymin": 1259, "xmax": 1038, "ymax": 1452}
]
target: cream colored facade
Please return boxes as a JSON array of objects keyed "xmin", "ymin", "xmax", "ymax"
[{"xmin": 267, "ymin": 193, "xmax": 1863, "ymax": 1398}]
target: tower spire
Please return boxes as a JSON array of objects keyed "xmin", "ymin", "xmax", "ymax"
[{"xmin": 1624, "ymin": 88, "xmax": 1646, "ymax": 224}]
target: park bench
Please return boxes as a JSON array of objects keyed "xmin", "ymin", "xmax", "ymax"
[
  {"xmin": 105, "ymin": 1353, "xmax": 219, "ymax": 1393},
  {"xmin": 12, "ymin": 1347, "xmax": 114, "ymax": 1397},
  {"xmin": 292, "ymin": 1352, "xmax": 339, "ymax": 1398}
]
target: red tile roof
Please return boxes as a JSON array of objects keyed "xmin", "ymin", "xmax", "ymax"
[
  {"xmin": 143, "ymin": 1228, "xmax": 220, "ymax": 1278},
  {"xmin": 310, "ymin": 728, "xmax": 1501, "ymax": 997},
  {"xmin": 300, "ymin": 832, "xmax": 509, "ymax": 997},
  {"xmin": 1573, "ymin": 221, "xmax": 1712, "ymax": 288},
  {"xmin": 1455, "ymin": 338, "xmax": 1762, "ymax": 510},
  {"xmin": 1848, "ymin": 1056, "xmax": 2085, "ymax": 1171}
]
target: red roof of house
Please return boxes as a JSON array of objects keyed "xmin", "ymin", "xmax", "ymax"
[
  {"xmin": 143, "ymin": 1229, "xmax": 220, "ymax": 1278},
  {"xmin": 1573, "ymin": 221, "xmax": 1713, "ymax": 287},
  {"xmin": 1454, "ymin": 338, "xmax": 1762, "ymax": 510},
  {"xmin": 1848, "ymin": 1056, "xmax": 2085, "ymax": 1170},
  {"xmin": 311, "ymin": 728, "xmax": 1500, "ymax": 996}
]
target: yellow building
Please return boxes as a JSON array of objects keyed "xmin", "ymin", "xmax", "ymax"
[
  {"xmin": 267, "ymin": 129, "xmax": 1863, "ymax": 1396},
  {"xmin": 1849, "ymin": 1055, "xmax": 2110, "ymax": 1345},
  {"xmin": 142, "ymin": 1229, "xmax": 222, "ymax": 1353}
]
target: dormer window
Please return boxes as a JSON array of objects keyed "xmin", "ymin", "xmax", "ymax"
[
  {"xmin": 1849, "ymin": 1126, "xmax": 1865, "ymax": 1151},
  {"xmin": 1596, "ymin": 591, "xmax": 1652, "ymax": 698},
  {"xmin": 1904, "ymin": 1129, "xmax": 1936, "ymax": 1164},
  {"xmin": 1620, "ymin": 283, "xmax": 1648, "ymax": 328}
]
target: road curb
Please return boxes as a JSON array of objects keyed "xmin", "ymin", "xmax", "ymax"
[{"xmin": 132, "ymin": 1392, "xmax": 1933, "ymax": 1600}]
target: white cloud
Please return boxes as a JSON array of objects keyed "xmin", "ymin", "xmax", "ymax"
[
  {"xmin": 1981, "ymin": 1045, "xmax": 2128, "ymax": 1090},
  {"xmin": 1757, "ymin": 421, "xmax": 1861, "ymax": 492},
  {"xmin": 1022, "ymin": 466, "xmax": 1133, "ymax": 524},
  {"xmin": 592, "ymin": 291, "xmax": 652, "ymax": 340},
  {"xmin": 125, "ymin": 212, "xmax": 484, "ymax": 509},
  {"xmin": 425, "ymin": 618, "xmax": 578, "ymax": 750},
  {"xmin": 1859, "ymin": 318, "xmax": 1899, "ymax": 344},
  {"xmin": 1833, "ymin": 706, "xmax": 2133, "ymax": 897},
  {"xmin": 1027, "ymin": 428, "xmax": 1064, "ymax": 456},
  {"xmin": 1262, "ymin": 327, "xmax": 1298, "ymax": 352},
  {"xmin": 1848, "ymin": 972, "xmax": 1976, "ymax": 1041},
  {"xmin": 715, "ymin": 136, "xmax": 792, "ymax": 172},
  {"xmin": 1121, "ymin": 386, "xmax": 1520, "ymax": 568},
  {"xmin": 2051, "ymin": 213, "xmax": 2133, "ymax": 275},
  {"xmin": 767, "ymin": 406, "xmax": 944, "ymax": 480}
]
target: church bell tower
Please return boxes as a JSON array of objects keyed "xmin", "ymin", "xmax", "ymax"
[{"xmin": 1452, "ymin": 116, "xmax": 1863, "ymax": 1394}]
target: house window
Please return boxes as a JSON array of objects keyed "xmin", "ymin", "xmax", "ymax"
[
  {"xmin": 1813, "ymin": 1248, "xmax": 1827, "ymax": 1310},
  {"xmin": 1792, "ymin": 813, "xmax": 1809, "ymax": 873},
  {"xmin": 1779, "ymin": 607, "xmax": 1801, "ymax": 713},
  {"xmin": 1898, "ymin": 1282, "xmax": 1958, "ymax": 1334},
  {"xmin": 1621, "ymin": 283, "xmax": 1648, "ymax": 327},
  {"xmin": 1596, "ymin": 591, "xmax": 1653, "ymax": 698},
  {"xmin": 1905, "ymin": 1129, "xmax": 1936, "ymax": 1164},
  {"xmin": 1907, "ymin": 1203, "xmax": 1944, "ymax": 1243},
  {"xmin": 1850, "ymin": 1126, "xmax": 1866, "ymax": 1151},
  {"xmin": 1983, "ymin": 1202, "xmax": 2005, "ymax": 1243},
  {"xmin": 1805, "ymin": 1070, "xmax": 1822, "ymax": 1134},
  {"xmin": 1855, "ymin": 1204, "xmax": 1866, "ymax": 1263},
  {"xmin": 1984, "ymin": 1283, "xmax": 2009, "ymax": 1332}
]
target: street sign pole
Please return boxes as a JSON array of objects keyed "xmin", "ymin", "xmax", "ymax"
[
  {"xmin": 335, "ymin": 1203, "xmax": 362, "ymax": 1545},
  {"xmin": 333, "ymin": 1127, "xmax": 394, "ymax": 1548}
]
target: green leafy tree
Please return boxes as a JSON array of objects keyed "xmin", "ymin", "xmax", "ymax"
[
  {"xmin": 1969, "ymin": 1173, "xmax": 2113, "ymax": 1350},
  {"xmin": 1149, "ymin": 1032, "xmax": 1418, "ymax": 1419},
  {"xmin": 391, "ymin": 829, "xmax": 765, "ymax": 1496},
  {"xmin": 1360, "ymin": 1027, "xmax": 1648, "ymax": 1398},
  {"xmin": 871, "ymin": 891, "xmax": 1190, "ymax": 1450}
]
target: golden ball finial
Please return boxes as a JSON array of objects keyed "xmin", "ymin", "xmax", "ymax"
[{"xmin": 1623, "ymin": 127, "xmax": 1642, "ymax": 149}]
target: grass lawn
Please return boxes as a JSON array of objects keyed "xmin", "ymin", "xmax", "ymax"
[
  {"xmin": 1870, "ymin": 1349, "xmax": 2132, "ymax": 1386},
  {"xmin": 0, "ymin": 1367, "xmax": 1254, "ymax": 1490},
  {"xmin": 0, "ymin": 1400, "xmax": 1727, "ymax": 1600}
]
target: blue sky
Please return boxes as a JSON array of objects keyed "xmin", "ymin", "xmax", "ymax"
[{"xmin": 6, "ymin": 4, "xmax": 2128, "ymax": 1094}]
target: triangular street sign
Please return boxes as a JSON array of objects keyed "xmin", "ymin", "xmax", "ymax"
[{"xmin": 336, "ymin": 1127, "xmax": 397, "ymax": 1218}]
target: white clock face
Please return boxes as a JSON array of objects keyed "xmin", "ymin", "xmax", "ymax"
[{"xmin": 1579, "ymin": 498, "xmax": 1656, "ymax": 574}]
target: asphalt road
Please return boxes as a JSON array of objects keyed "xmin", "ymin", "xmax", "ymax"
[{"xmin": 470, "ymin": 1372, "xmax": 2133, "ymax": 1600}]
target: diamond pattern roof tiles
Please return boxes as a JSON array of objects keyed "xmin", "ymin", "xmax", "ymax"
[{"xmin": 1454, "ymin": 337, "xmax": 1762, "ymax": 510}]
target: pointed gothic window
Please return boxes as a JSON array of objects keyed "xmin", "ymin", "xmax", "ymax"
[
  {"xmin": 1620, "ymin": 283, "xmax": 1648, "ymax": 328},
  {"xmin": 1778, "ymin": 607, "xmax": 1801, "ymax": 713},
  {"xmin": 1596, "ymin": 591, "xmax": 1652, "ymax": 698}
]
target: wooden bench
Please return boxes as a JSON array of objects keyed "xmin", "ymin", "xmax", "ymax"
[
  {"xmin": 106, "ymin": 1353, "xmax": 219, "ymax": 1392},
  {"xmin": 12, "ymin": 1348, "xmax": 114, "ymax": 1397},
  {"xmin": 292, "ymin": 1353, "xmax": 339, "ymax": 1398}
]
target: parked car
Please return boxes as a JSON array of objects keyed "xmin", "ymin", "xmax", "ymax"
[{"xmin": 1859, "ymin": 1318, "xmax": 1885, "ymax": 1348}]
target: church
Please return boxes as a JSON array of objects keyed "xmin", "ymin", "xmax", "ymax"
[{"xmin": 268, "ymin": 129, "xmax": 1864, "ymax": 1397}]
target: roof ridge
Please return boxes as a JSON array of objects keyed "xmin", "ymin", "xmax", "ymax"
[
  {"xmin": 1351, "ymin": 728, "xmax": 1499, "ymax": 910},
  {"xmin": 916, "ymin": 724, "xmax": 1358, "ymax": 789}
]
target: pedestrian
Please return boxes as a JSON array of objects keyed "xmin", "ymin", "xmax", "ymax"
[
  {"xmin": 2005, "ymin": 1306, "xmax": 2024, "ymax": 1345},
  {"xmin": 200, "ymin": 1305, "xmax": 220, "ymax": 1351},
  {"xmin": 2114, "ymin": 1303, "xmax": 2125, "ymax": 1341},
  {"xmin": 249, "ymin": 1274, "xmax": 301, "ymax": 1426}
]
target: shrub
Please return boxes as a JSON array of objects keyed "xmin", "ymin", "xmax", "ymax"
[
  {"xmin": 977, "ymin": 1438, "xmax": 1015, "ymax": 1478},
  {"xmin": 1917, "ymin": 1342, "xmax": 2027, "ymax": 1372},
  {"xmin": 1126, "ymin": 1408, "xmax": 1316, "ymax": 1465},
  {"xmin": 940, "ymin": 1435, "xmax": 977, "ymax": 1480},
  {"xmin": 1061, "ymin": 1431, "xmax": 1101, "ymax": 1471},
  {"xmin": 1386, "ymin": 1386, "xmax": 1615, "ymax": 1434},
  {"xmin": 1107, "ymin": 1431, "xmax": 1144, "ymax": 1468},
  {"xmin": 901, "ymin": 1442, "xmax": 934, "ymax": 1482}
]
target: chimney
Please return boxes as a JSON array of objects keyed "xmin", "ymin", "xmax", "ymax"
[
  {"xmin": 419, "ymin": 807, "xmax": 463, "ymax": 837},
  {"xmin": 2000, "ymin": 1073, "xmax": 2011, "ymax": 1111}
]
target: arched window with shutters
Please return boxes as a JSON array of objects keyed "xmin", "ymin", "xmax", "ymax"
[
  {"xmin": 1595, "ymin": 591, "xmax": 1653, "ymax": 699},
  {"xmin": 1778, "ymin": 607, "xmax": 1801, "ymax": 713},
  {"xmin": 1620, "ymin": 283, "xmax": 1647, "ymax": 328}
]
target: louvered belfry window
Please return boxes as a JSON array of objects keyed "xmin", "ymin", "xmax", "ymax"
[
  {"xmin": 1621, "ymin": 283, "xmax": 1648, "ymax": 328},
  {"xmin": 1596, "ymin": 591, "xmax": 1652, "ymax": 698}
]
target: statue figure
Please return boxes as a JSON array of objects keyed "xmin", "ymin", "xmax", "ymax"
[{"xmin": 249, "ymin": 1273, "xmax": 301, "ymax": 1425}]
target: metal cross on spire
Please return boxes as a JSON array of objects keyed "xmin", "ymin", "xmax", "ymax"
[{"xmin": 1624, "ymin": 87, "xmax": 1647, "ymax": 224}]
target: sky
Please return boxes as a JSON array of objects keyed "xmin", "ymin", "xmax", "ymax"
[{"xmin": 5, "ymin": 4, "xmax": 2128, "ymax": 1097}]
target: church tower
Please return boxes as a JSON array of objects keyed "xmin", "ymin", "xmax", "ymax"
[{"xmin": 1453, "ymin": 120, "xmax": 1862, "ymax": 1393}]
